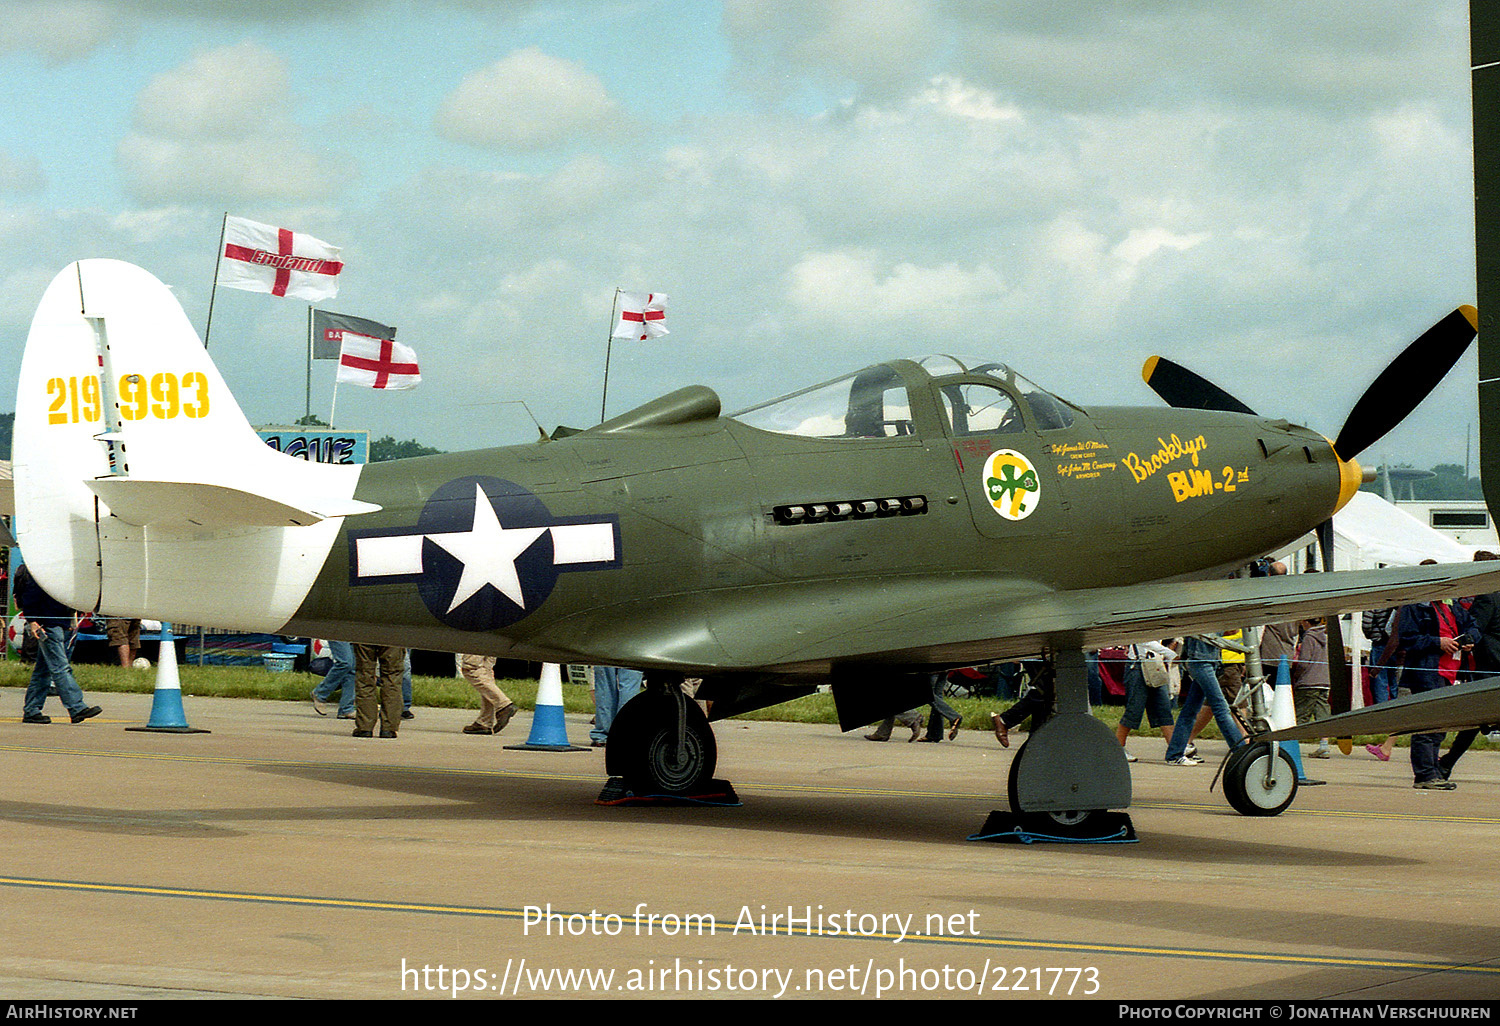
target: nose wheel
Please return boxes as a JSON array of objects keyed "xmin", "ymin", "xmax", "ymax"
[{"xmin": 1221, "ymin": 742, "xmax": 1298, "ymax": 817}]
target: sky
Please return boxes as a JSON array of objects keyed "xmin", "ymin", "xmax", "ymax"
[{"xmin": 0, "ymin": 0, "xmax": 1484, "ymax": 470}]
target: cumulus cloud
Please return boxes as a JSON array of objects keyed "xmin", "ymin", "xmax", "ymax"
[
  {"xmin": 1111, "ymin": 228, "xmax": 1210, "ymax": 269},
  {"xmin": 787, "ymin": 249, "xmax": 1006, "ymax": 329},
  {"xmin": 723, "ymin": 1, "xmax": 1466, "ymax": 117},
  {"xmin": 722, "ymin": 0, "xmax": 937, "ymax": 101},
  {"xmin": 435, "ymin": 48, "xmax": 622, "ymax": 150},
  {"xmin": 0, "ymin": 1, "xmax": 1477, "ymax": 468},
  {"xmin": 0, "ymin": 1, "xmax": 122, "ymax": 63},
  {"xmin": 116, "ymin": 42, "xmax": 346, "ymax": 203},
  {"xmin": 131, "ymin": 41, "xmax": 294, "ymax": 139}
]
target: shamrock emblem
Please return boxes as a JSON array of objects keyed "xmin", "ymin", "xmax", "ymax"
[{"xmin": 981, "ymin": 450, "xmax": 1042, "ymax": 521}]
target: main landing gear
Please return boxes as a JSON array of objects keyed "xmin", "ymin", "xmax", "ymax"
[
  {"xmin": 600, "ymin": 676, "xmax": 736, "ymax": 805},
  {"xmin": 975, "ymin": 651, "xmax": 1136, "ymax": 843}
]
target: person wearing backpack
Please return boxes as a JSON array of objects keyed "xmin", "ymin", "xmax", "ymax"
[{"xmin": 1362, "ymin": 606, "xmax": 1400, "ymax": 704}]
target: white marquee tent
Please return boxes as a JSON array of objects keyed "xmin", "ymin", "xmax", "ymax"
[{"xmin": 1325, "ymin": 490, "xmax": 1480, "ymax": 570}]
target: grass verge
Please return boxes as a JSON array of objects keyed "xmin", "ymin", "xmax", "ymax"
[{"xmin": 3, "ymin": 660, "xmax": 1491, "ymax": 751}]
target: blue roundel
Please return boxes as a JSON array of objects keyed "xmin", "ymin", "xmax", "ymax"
[
  {"xmin": 347, "ymin": 475, "xmax": 621, "ymax": 633},
  {"xmin": 416, "ymin": 477, "xmax": 558, "ymax": 631}
]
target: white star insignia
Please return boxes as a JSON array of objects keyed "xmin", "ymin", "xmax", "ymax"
[{"xmin": 425, "ymin": 483, "xmax": 547, "ymax": 612}]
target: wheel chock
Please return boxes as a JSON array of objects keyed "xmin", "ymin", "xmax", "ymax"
[
  {"xmin": 968, "ymin": 810, "xmax": 1137, "ymax": 844},
  {"xmin": 595, "ymin": 777, "xmax": 740, "ymax": 806}
]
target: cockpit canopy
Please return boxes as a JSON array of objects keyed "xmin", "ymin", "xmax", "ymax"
[{"xmin": 730, "ymin": 356, "xmax": 1077, "ymax": 439}]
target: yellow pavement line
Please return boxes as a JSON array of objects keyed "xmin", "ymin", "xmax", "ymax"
[
  {"xmin": 0, "ymin": 874, "xmax": 1495, "ymax": 977},
  {"xmin": 0, "ymin": 875, "xmax": 521, "ymax": 918}
]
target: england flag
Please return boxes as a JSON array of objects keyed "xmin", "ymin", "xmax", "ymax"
[
  {"xmin": 336, "ymin": 332, "xmax": 421, "ymax": 390},
  {"xmin": 217, "ymin": 215, "xmax": 344, "ymax": 302},
  {"xmin": 612, "ymin": 292, "xmax": 668, "ymax": 340}
]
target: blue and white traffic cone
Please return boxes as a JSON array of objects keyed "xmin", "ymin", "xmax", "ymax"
[
  {"xmin": 127, "ymin": 622, "xmax": 209, "ymax": 734},
  {"xmin": 504, "ymin": 662, "xmax": 588, "ymax": 752},
  {"xmin": 1268, "ymin": 654, "xmax": 1312, "ymax": 781}
]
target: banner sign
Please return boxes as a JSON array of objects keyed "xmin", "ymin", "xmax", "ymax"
[{"xmin": 258, "ymin": 429, "xmax": 369, "ymax": 465}]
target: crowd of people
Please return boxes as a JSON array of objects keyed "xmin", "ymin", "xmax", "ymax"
[
  {"xmin": 3, "ymin": 548, "xmax": 656, "ymax": 751},
  {"xmin": 1355, "ymin": 551, "xmax": 1500, "ymax": 789},
  {"xmin": 860, "ymin": 553, "xmax": 1500, "ymax": 795}
]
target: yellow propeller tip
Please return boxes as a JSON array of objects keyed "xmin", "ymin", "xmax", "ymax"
[
  {"xmin": 1461, "ymin": 304, "xmax": 1479, "ymax": 330},
  {"xmin": 1142, "ymin": 355, "xmax": 1159, "ymax": 383}
]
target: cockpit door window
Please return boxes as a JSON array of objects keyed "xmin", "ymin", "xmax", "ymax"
[{"xmin": 939, "ymin": 382, "xmax": 1025, "ymax": 437}]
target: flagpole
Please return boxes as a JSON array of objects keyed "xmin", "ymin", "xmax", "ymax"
[
  {"xmin": 600, "ymin": 288, "xmax": 620, "ymax": 424},
  {"xmin": 305, "ymin": 306, "xmax": 313, "ymax": 422},
  {"xmin": 329, "ymin": 378, "xmax": 340, "ymax": 431},
  {"xmin": 203, "ymin": 212, "xmax": 227, "ymax": 351}
]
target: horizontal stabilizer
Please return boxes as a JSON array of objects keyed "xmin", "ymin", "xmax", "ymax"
[
  {"xmin": 1259, "ymin": 677, "xmax": 1500, "ymax": 742},
  {"xmin": 87, "ymin": 477, "xmax": 380, "ymax": 529}
]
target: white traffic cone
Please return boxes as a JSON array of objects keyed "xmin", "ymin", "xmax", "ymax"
[
  {"xmin": 504, "ymin": 662, "xmax": 588, "ymax": 752},
  {"xmin": 127, "ymin": 622, "xmax": 209, "ymax": 734},
  {"xmin": 1268, "ymin": 654, "xmax": 1311, "ymax": 780}
]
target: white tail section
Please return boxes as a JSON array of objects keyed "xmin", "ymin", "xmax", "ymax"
[{"xmin": 15, "ymin": 260, "xmax": 375, "ymax": 630}]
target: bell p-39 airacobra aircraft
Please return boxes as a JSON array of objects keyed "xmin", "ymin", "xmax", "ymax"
[
  {"xmin": 14, "ymin": 255, "xmax": 1500, "ymax": 837},
  {"xmin": 17, "ymin": 4, "xmax": 1500, "ymax": 838}
]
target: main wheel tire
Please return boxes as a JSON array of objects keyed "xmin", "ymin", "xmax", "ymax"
[
  {"xmin": 1222, "ymin": 742, "xmax": 1299, "ymax": 817},
  {"xmin": 605, "ymin": 690, "xmax": 717, "ymax": 795},
  {"xmin": 1006, "ymin": 741, "xmax": 1101, "ymax": 834}
]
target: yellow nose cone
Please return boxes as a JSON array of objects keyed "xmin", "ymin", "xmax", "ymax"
[{"xmin": 1335, "ymin": 452, "xmax": 1362, "ymax": 514}]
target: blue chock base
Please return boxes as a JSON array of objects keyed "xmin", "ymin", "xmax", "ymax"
[
  {"xmin": 596, "ymin": 777, "xmax": 741, "ymax": 806},
  {"xmin": 503, "ymin": 742, "xmax": 591, "ymax": 752},
  {"xmin": 968, "ymin": 810, "xmax": 1137, "ymax": 844}
]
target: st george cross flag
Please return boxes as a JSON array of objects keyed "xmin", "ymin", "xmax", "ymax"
[
  {"xmin": 312, "ymin": 309, "xmax": 396, "ymax": 360},
  {"xmin": 612, "ymin": 292, "xmax": 668, "ymax": 340},
  {"xmin": 218, "ymin": 215, "xmax": 344, "ymax": 301},
  {"xmin": 336, "ymin": 332, "xmax": 421, "ymax": 390}
]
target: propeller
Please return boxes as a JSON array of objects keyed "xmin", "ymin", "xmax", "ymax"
[
  {"xmin": 1140, "ymin": 356, "xmax": 1257, "ymax": 415},
  {"xmin": 1145, "ymin": 306, "xmax": 1480, "ymax": 729},
  {"xmin": 1319, "ymin": 306, "xmax": 1477, "ymax": 723},
  {"xmin": 1330, "ymin": 305, "xmax": 1478, "ymax": 462},
  {"xmin": 1141, "ymin": 305, "xmax": 1477, "ymax": 456}
]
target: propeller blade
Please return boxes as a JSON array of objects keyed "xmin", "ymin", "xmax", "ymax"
[
  {"xmin": 1332, "ymin": 306, "xmax": 1478, "ymax": 461},
  {"xmin": 1141, "ymin": 356, "xmax": 1257, "ymax": 415},
  {"xmin": 1316, "ymin": 519, "xmax": 1353, "ymax": 719}
]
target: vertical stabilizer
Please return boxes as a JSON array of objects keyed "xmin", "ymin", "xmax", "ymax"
[{"xmin": 14, "ymin": 260, "xmax": 373, "ymax": 630}]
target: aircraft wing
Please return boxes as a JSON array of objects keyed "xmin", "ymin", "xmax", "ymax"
[
  {"xmin": 537, "ymin": 561, "xmax": 1500, "ymax": 673},
  {"xmin": 1258, "ymin": 677, "xmax": 1500, "ymax": 742}
]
